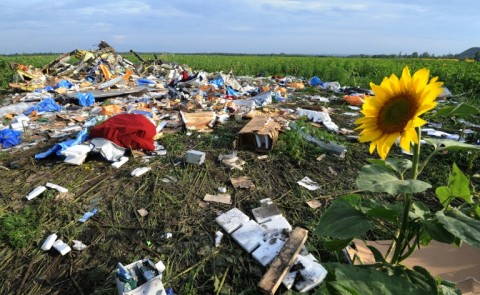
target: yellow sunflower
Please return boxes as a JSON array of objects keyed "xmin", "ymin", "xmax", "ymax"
[{"xmin": 355, "ymin": 66, "xmax": 444, "ymax": 159}]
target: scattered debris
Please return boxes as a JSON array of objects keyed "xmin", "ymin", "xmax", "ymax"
[
  {"xmin": 185, "ymin": 150, "xmax": 206, "ymax": 165},
  {"xmin": 78, "ymin": 208, "xmax": 98, "ymax": 223},
  {"xmin": 215, "ymin": 231, "xmax": 224, "ymax": 247},
  {"xmin": 297, "ymin": 177, "xmax": 321, "ymax": 191},
  {"xmin": 203, "ymin": 193, "xmax": 232, "ymax": 205},
  {"xmin": 137, "ymin": 208, "xmax": 149, "ymax": 217},
  {"xmin": 230, "ymin": 176, "xmax": 256, "ymax": 190},
  {"xmin": 306, "ymin": 199, "xmax": 322, "ymax": 209},
  {"xmin": 131, "ymin": 167, "xmax": 151, "ymax": 177}
]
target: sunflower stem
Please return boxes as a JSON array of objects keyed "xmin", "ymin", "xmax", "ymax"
[
  {"xmin": 411, "ymin": 127, "xmax": 421, "ymax": 180},
  {"xmin": 390, "ymin": 127, "xmax": 422, "ymax": 265}
]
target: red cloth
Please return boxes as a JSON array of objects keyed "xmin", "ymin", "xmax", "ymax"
[{"xmin": 88, "ymin": 114, "xmax": 156, "ymax": 151}]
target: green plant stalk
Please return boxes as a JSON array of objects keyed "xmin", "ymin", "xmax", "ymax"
[{"xmin": 390, "ymin": 127, "xmax": 422, "ymax": 264}]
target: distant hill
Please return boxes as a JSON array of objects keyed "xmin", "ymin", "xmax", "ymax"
[{"xmin": 457, "ymin": 47, "xmax": 480, "ymax": 58}]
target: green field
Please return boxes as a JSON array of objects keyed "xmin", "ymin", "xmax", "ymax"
[{"xmin": 2, "ymin": 54, "xmax": 480, "ymax": 104}]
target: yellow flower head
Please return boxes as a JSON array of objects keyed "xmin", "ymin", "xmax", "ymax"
[{"xmin": 355, "ymin": 66, "xmax": 444, "ymax": 159}]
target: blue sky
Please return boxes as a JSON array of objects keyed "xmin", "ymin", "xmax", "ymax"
[{"xmin": 0, "ymin": 0, "xmax": 478, "ymax": 55}]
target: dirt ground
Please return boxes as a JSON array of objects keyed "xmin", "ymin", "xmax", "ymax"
[{"xmin": 0, "ymin": 90, "xmax": 478, "ymax": 295}]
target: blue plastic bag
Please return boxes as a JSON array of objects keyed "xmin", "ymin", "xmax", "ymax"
[
  {"xmin": 35, "ymin": 128, "xmax": 88, "ymax": 159},
  {"xmin": 24, "ymin": 97, "xmax": 62, "ymax": 115},
  {"xmin": 210, "ymin": 77, "xmax": 224, "ymax": 88},
  {"xmin": 137, "ymin": 78, "xmax": 155, "ymax": 86},
  {"xmin": 76, "ymin": 92, "xmax": 95, "ymax": 107},
  {"xmin": 0, "ymin": 129, "xmax": 22, "ymax": 149},
  {"xmin": 56, "ymin": 80, "xmax": 73, "ymax": 89},
  {"xmin": 310, "ymin": 76, "xmax": 323, "ymax": 86},
  {"xmin": 226, "ymin": 86, "xmax": 239, "ymax": 96}
]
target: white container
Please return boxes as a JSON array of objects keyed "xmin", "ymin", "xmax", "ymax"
[
  {"xmin": 40, "ymin": 233, "xmax": 58, "ymax": 251},
  {"xmin": 26, "ymin": 186, "xmax": 47, "ymax": 200}
]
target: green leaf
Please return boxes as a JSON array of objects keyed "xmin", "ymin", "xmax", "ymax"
[
  {"xmin": 356, "ymin": 164, "xmax": 432, "ymax": 195},
  {"xmin": 424, "ymin": 220, "xmax": 456, "ymax": 244},
  {"xmin": 325, "ymin": 264, "xmax": 430, "ymax": 295},
  {"xmin": 410, "ymin": 202, "xmax": 431, "ymax": 220},
  {"xmin": 367, "ymin": 246, "xmax": 386, "ymax": 264},
  {"xmin": 448, "ymin": 163, "xmax": 472, "ymax": 203},
  {"xmin": 315, "ymin": 199, "xmax": 374, "ymax": 239},
  {"xmin": 365, "ymin": 203, "xmax": 403, "ymax": 222},
  {"xmin": 436, "ymin": 209, "xmax": 480, "ymax": 247},
  {"xmin": 323, "ymin": 238, "xmax": 353, "ymax": 251},
  {"xmin": 410, "ymin": 266, "xmax": 438, "ymax": 294},
  {"xmin": 425, "ymin": 139, "xmax": 480, "ymax": 152},
  {"xmin": 368, "ymin": 158, "xmax": 413, "ymax": 175},
  {"xmin": 435, "ymin": 186, "xmax": 452, "ymax": 208},
  {"xmin": 339, "ymin": 194, "xmax": 363, "ymax": 208},
  {"xmin": 434, "ymin": 103, "xmax": 480, "ymax": 117}
]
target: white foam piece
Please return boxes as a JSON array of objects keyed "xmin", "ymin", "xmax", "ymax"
[
  {"xmin": 64, "ymin": 154, "xmax": 88, "ymax": 165},
  {"xmin": 53, "ymin": 239, "xmax": 71, "ymax": 255},
  {"xmin": 231, "ymin": 220, "xmax": 267, "ymax": 253},
  {"xmin": 26, "ymin": 186, "xmax": 47, "ymax": 200},
  {"xmin": 215, "ymin": 208, "xmax": 250, "ymax": 234},
  {"xmin": 131, "ymin": 167, "xmax": 151, "ymax": 177},
  {"xmin": 251, "ymin": 236, "xmax": 286, "ymax": 266},
  {"xmin": 40, "ymin": 233, "xmax": 57, "ymax": 251},
  {"xmin": 185, "ymin": 150, "xmax": 206, "ymax": 164},
  {"xmin": 45, "ymin": 182, "xmax": 68, "ymax": 193},
  {"xmin": 112, "ymin": 156, "xmax": 129, "ymax": 168},
  {"xmin": 295, "ymin": 260, "xmax": 328, "ymax": 292},
  {"xmin": 260, "ymin": 215, "xmax": 292, "ymax": 232}
]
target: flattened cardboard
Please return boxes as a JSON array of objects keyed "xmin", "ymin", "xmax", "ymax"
[
  {"xmin": 348, "ymin": 239, "xmax": 480, "ymax": 294},
  {"xmin": 238, "ymin": 116, "xmax": 280, "ymax": 151},
  {"xmin": 180, "ymin": 111, "xmax": 216, "ymax": 132}
]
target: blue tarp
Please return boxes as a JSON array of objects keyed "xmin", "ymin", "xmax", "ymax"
[
  {"xmin": 76, "ymin": 93, "xmax": 95, "ymax": 107},
  {"xmin": 0, "ymin": 129, "xmax": 22, "ymax": 149},
  {"xmin": 310, "ymin": 76, "xmax": 323, "ymax": 86},
  {"xmin": 35, "ymin": 128, "xmax": 89, "ymax": 159},
  {"xmin": 226, "ymin": 86, "xmax": 239, "ymax": 96},
  {"xmin": 23, "ymin": 98, "xmax": 62, "ymax": 115}
]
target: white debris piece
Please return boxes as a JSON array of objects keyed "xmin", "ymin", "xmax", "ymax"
[
  {"xmin": 215, "ymin": 231, "xmax": 224, "ymax": 247},
  {"xmin": 72, "ymin": 240, "xmax": 88, "ymax": 251},
  {"xmin": 53, "ymin": 239, "xmax": 71, "ymax": 255},
  {"xmin": 185, "ymin": 150, "xmax": 206, "ymax": 165},
  {"xmin": 112, "ymin": 156, "xmax": 129, "ymax": 168},
  {"xmin": 231, "ymin": 220, "xmax": 267, "ymax": 253},
  {"xmin": 297, "ymin": 177, "xmax": 321, "ymax": 191},
  {"xmin": 40, "ymin": 233, "xmax": 58, "ymax": 251},
  {"xmin": 45, "ymin": 182, "xmax": 68, "ymax": 193},
  {"xmin": 131, "ymin": 167, "xmax": 151, "ymax": 177},
  {"xmin": 26, "ymin": 186, "xmax": 47, "ymax": 200},
  {"xmin": 215, "ymin": 208, "xmax": 250, "ymax": 234}
]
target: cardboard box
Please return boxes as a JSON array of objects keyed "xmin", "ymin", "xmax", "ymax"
[
  {"xmin": 347, "ymin": 239, "xmax": 480, "ymax": 294},
  {"xmin": 237, "ymin": 116, "xmax": 280, "ymax": 151}
]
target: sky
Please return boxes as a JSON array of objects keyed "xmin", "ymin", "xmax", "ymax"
[{"xmin": 0, "ymin": 0, "xmax": 479, "ymax": 56}]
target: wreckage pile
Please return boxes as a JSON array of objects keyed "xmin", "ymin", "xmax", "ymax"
[{"xmin": 1, "ymin": 41, "xmax": 478, "ymax": 294}]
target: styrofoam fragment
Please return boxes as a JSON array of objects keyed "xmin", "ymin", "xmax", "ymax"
[
  {"xmin": 231, "ymin": 220, "xmax": 267, "ymax": 253},
  {"xmin": 45, "ymin": 182, "xmax": 68, "ymax": 193},
  {"xmin": 64, "ymin": 154, "xmax": 88, "ymax": 165},
  {"xmin": 131, "ymin": 166, "xmax": 151, "ymax": 177},
  {"xmin": 185, "ymin": 150, "xmax": 206, "ymax": 164},
  {"xmin": 282, "ymin": 253, "xmax": 327, "ymax": 292},
  {"xmin": 26, "ymin": 186, "xmax": 47, "ymax": 200},
  {"xmin": 251, "ymin": 235, "xmax": 286, "ymax": 266},
  {"xmin": 112, "ymin": 156, "xmax": 129, "ymax": 168},
  {"xmin": 215, "ymin": 208, "xmax": 249, "ymax": 234},
  {"xmin": 260, "ymin": 215, "xmax": 292, "ymax": 232},
  {"xmin": 53, "ymin": 239, "xmax": 71, "ymax": 255},
  {"xmin": 215, "ymin": 231, "xmax": 224, "ymax": 247},
  {"xmin": 295, "ymin": 260, "xmax": 328, "ymax": 292},
  {"xmin": 41, "ymin": 233, "xmax": 57, "ymax": 251},
  {"xmin": 259, "ymin": 198, "xmax": 273, "ymax": 205},
  {"xmin": 252, "ymin": 203, "xmax": 283, "ymax": 224}
]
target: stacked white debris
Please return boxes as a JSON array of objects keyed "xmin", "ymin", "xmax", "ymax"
[
  {"xmin": 215, "ymin": 199, "xmax": 327, "ymax": 292},
  {"xmin": 296, "ymin": 108, "xmax": 339, "ymax": 132}
]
